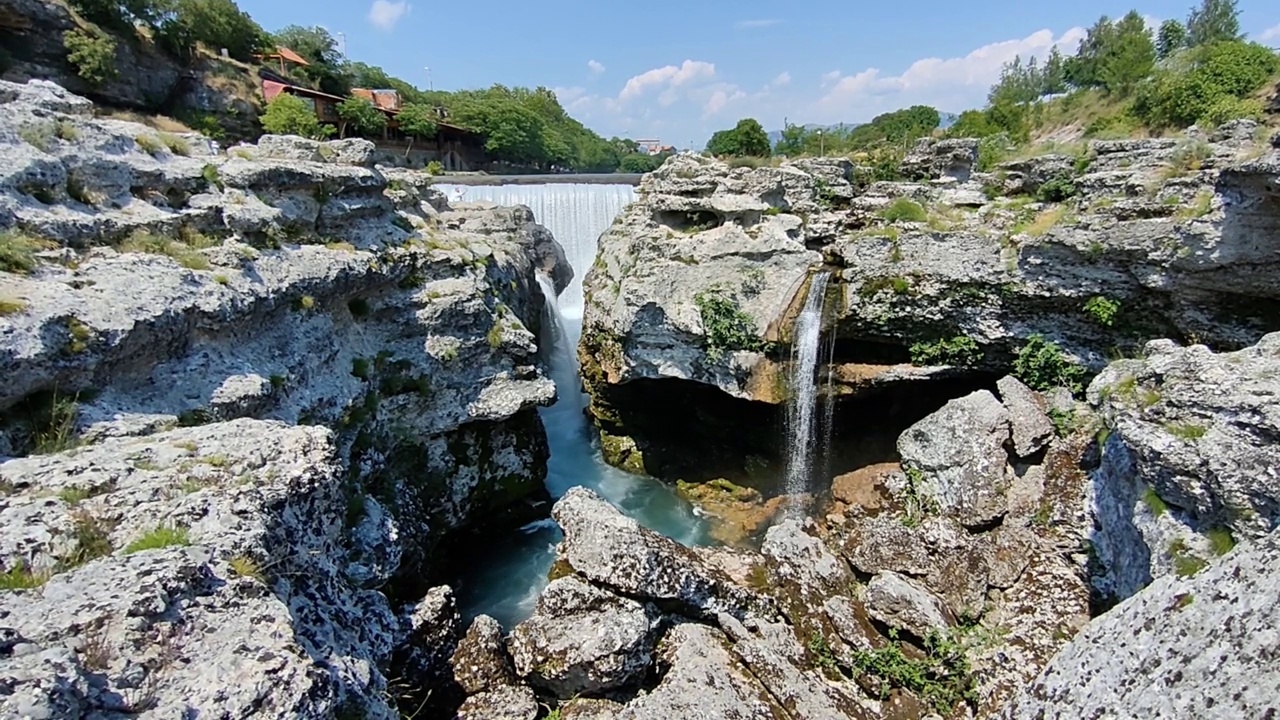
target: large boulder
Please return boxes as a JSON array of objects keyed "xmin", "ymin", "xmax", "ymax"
[
  {"xmin": 552, "ymin": 488, "xmax": 772, "ymax": 621},
  {"xmin": 864, "ymin": 571, "xmax": 953, "ymax": 639},
  {"xmin": 897, "ymin": 389, "xmax": 1013, "ymax": 528},
  {"xmin": 508, "ymin": 577, "xmax": 659, "ymax": 697}
]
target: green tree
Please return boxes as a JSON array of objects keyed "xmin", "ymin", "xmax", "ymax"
[
  {"xmin": 335, "ymin": 97, "xmax": 387, "ymax": 139},
  {"xmin": 619, "ymin": 153, "xmax": 662, "ymax": 173},
  {"xmin": 1157, "ymin": 19, "xmax": 1189, "ymax": 59},
  {"xmin": 1044, "ymin": 46, "xmax": 1069, "ymax": 94},
  {"xmin": 68, "ymin": 0, "xmax": 163, "ymax": 32},
  {"xmin": 775, "ymin": 123, "xmax": 807, "ymax": 156},
  {"xmin": 706, "ymin": 118, "xmax": 771, "ymax": 157},
  {"xmin": 260, "ymin": 93, "xmax": 334, "ymax": 139},
  {"xmin": 272, "ymin": 25, "xmax": 350, "ymax": 95},
  {"xmin": 396, "ymin": 102, "xmax": 437, "ymax": 153},
  {"xmin": 1133, "ymin": 40, "xmax": 1279, "ymax": 127},
  {"xmin": 1186, "ymin": 0, "xmax": 1241, "ymax": 47},
  {"xmin": 1065, "ymin": 16, "xmax": 1116, "ymax": 88},
  {"xmin": 63, "ymin": 28, "xmax": 117, "ymax": 87},
  {"xmin": 1097, "ymin": 11, "xmax": 1156, "ymax": 95},
  {"xmin": 947, "ymin": 109, "xmax": 1003, "ymax": 138},
  {"xmin": 155, "ymin": 0, "xmax": 271, "ymax": 62}
]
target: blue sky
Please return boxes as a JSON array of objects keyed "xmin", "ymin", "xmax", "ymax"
[{"xmin": 238, "ymin": 0, "xmax": 1280, "ymax": 148}]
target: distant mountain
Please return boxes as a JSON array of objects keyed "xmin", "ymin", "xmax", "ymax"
[{"xmin": 768, "ymin": 113, "xmax": 960, "ymax": 146}]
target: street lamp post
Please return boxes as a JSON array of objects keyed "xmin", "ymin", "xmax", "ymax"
[
  {"xmin": 818, "ymin": 129, "xmax": 824, "ymax": 157},
  {"xmin": 424, "ymin": 67, "xmax": 433, "ymax": 92}
]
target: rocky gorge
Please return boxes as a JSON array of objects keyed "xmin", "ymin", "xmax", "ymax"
[{"xmin": 1, "ymin": 76, "xmax": 1280, "ymax": 720}]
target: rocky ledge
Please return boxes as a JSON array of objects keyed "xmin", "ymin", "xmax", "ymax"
[
  {"xmin": 579, "ymin": 125, "xmax": 1280, "ymax": 482},
  {"xmin": 0, "ymin": 79, "xmax": 571, "ymax": 716}
]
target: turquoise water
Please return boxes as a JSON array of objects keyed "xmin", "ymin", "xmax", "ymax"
[{"xmin": 445, "ymin": 184, "xmax": 712, "ymax": 629}]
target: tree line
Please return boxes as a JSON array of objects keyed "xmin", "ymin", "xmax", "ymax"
[{"xmin": 55, "ymin": 0, "xmax": 658, "ymax": 172}]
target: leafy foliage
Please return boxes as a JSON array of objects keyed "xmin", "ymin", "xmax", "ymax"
[
  {"xmin": 154, "ymin": 0, "xmax": 271, "ymax": 62},
  {"xmin": 1013, "ymin": 334, "xmax": 1088, "ymax": 395},
  {"xmin": 1036, "ymin": 176, "xmax": 1078, "ymax": 202},
  {"xmin": 1186, "ymin": 0, "xmax": 1242, "ymax": 47},
  {"xmin": 396, "ymin": 102, "xmax": 437, "ymax": 148},
  {"xmin": 1083, "ymin": 296, "xmax": 1120, "ymax": 326},
  {"xmin": 1133, "ymin": 40, "xmax": 1279, "ymax": 128},
  {"xmin": 706, "ymin": 118, "xmax": 772, "ymax": 158},
  {"xmin": 260, "ymin": 93, "xmax": 334, "ymax": 139},
  {"xmin": 849, "ymin": 630, "xmax": 976, "ymax": 715},
  {"xmin": 694, "ymin": 288, "xmax": 763, "ymax": 360},
  {"xmin": 63, "ymin": 28, "xmax": 117, "ymax": 87},
  {"xmin": 909, "ymin": 336, "xmax": 982, "ymax": 367},
  {"xmin": 335, "ymin": 97, "xmax": 387, "ymax": 139},
  {"xmin": 1157, "ymin": 19, "xmax": 1189, "ymax": 59},
  {"xmin": 124, "ymin": 525, "xmax": 191, "ymax": 554}
]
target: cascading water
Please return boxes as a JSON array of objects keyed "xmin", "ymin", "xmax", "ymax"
[
  {"xmin": 783, "ymin": 272, "xmax": 832, "ymax": 503},
  {"xmin": 436, "ymin": 183, "xmax": 636, "ymax": 316},
  {"xmin": 448, "ymin": 183, "xmax": 710, "ymax": 628}
]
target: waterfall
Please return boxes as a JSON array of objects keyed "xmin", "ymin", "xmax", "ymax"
[
  {"xmin": 784, "ymin": 272, "xmax": 832, "ymax": 501},
  {"xmin": 436, "ymin": 183, "xmax": 636, "ymax": 316},
  {"xmin": 450, "ymin": 182, "xmax": 707, "ymax": 629}
]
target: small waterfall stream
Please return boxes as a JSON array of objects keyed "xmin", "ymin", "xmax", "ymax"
[
  {"xmin": 783, "ymin": 272, "xmax": 832, "ymax": 502},
  {"xmin": 445, "ymin": 182, "xmax": 711, "ymax": 628}
]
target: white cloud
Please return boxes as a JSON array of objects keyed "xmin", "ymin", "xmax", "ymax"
[
  {"xmin": 703, "ymin": 87, "xmax": 748, "ymax": 117},
  {"xmin": 588, "ymin": 59, "xmax": 606, "ymax": 76},
  {"xmin": 821, "ymin": 70, "xmax": 842, "ymax": 87},
  {"xmin": 367, "ymin": 0, "xmax": 410, "ymax": 31},
  {"xmin": 618, "ymin": 60, "xmax": 717, "ymax": 101},
  {"xmin": 814, "ymin": 27, "xmax": 1086, "ymax": 122},
  {"xmin": 1259, "ymin": 23, "xmax": 1280, "ymax": 45},
  {"xmin": 771, "ymin": 72, "xmax": 792, "ymax": 87},
  {"xmin": 735, "ymin": 19, "xmax": 780, "ymax": 30}
]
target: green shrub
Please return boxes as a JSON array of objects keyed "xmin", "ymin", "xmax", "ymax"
[
  {"xmin": 1013, "ymin": 334, "xmax": 1088, "ymax": 394},
  {"xmin": 879, "ymin": 198, "xmax": 928, "ymax": 223},
  {"xmin": 135, "ymin": 134, "xmax": 165, "ymax": 155},
  {"xmin": 1036, "ymin": 176, "xmax": 1077, "ymax": 203},
  {"xmin": 1197, "ymin": 96, "xmax": 1263, "ymax": 127},
  {"xmin": 909, "ymin": 336, "xmax": 982, "ymax": 367},
  {"xmin": 63, "ymin": 28, "xmax": 117, "ymax": 86},
  {"xmin": 123, "ymin": 525, "xmax": 190, "ymax": 554},
  {"xmin": 260, "ymin": 93, "xmax": 334, "ymax": 140},
  {"xmin": 1206, "ymin": 528, "xmax": 1235, "ymax": 556},
  {"xmin": 1133, "ymin": 41, "xmax": 1280, "ymax": 128},
  {"xmin": 18, "ymin": 122, "xmax": 55, "ymax": 151},
  {"xmin": 202, "ymin": 163, "xmax": 223, "ymax": 190},
  {"xmin": 59, "ymin": 510, "xmax": 112, "ymax": 568},
  {"xmin": 0, "ymin": 297, "xmax": 28, "ymax": 315},
  {"xmin": 849, "ymin": 631, "xmax": 975, "ymax": 715},
  {"xmin": 117, "ymin": 230, "xmax": 209, "ymax": 270},
  {"xmin": 425, "ymin": 160, "xmax": 445, "ymax": 176},
  {"xmin": 1083, "ymin": 296, "xmax": 1120, "ymax": 326},
  {"xmin": 695, "ymin": 288, "xmax": 764, "ymax": 361},
  {"xmin": 32, "ymin": 391, "xmax": 80, "ymax": 455},
  {"xmin": 1142, "ymin": 487, "xmax": 1169, "ymax": 516}
]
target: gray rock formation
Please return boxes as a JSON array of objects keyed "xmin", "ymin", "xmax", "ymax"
[
  {"xmin": 897, "ymin": 389, "xmax": 1012, "ymax": 528},
  {"xmin": 509, "ymin": 576, "xmax": 659, "ymax": 697},
  {"xmin": 552, "ymin": 487, "xmax": 772, "ymax": 621},
  {"xmin": 996, "ymin": 375, "xmax": 1054, "ymax": 458},
  {"xmin": 450, "ymin": 615, "xmax": 516, "ymax": 695},
  {"xmin": 1006, "ymin": 529, "xmax": 1280, "ymax": 719},
  {"xmin": 864, "ymin": 571, "xmax": 953, "ymax": 639},
  {"xmin": 0, "ymin": 80, "xmax": 571, "ymax": 718},
  {"xmin": 1088, "ymin": 334, "xmax": 1280, "ymax": 601}
]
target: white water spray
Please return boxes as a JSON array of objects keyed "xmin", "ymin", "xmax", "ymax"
[
  {"xmin": 436, "ymin": 183, "xmax": 635, "ymax": 316},
  {"xmin": 784, "ymin": 272, "xmax": 832, "ymax": 501},
  {"xmin": 451, "ymin": 183, "xmax": 707, "ymax": 629}
]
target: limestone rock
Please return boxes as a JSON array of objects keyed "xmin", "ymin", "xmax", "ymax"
[
  {"xmin": 552, "ymin": 488, "xmax": 772, "ymax": 621},
  {"xmin": 509, "ymin": 577, "xmax": 658, "ymax": 697},
  {"xmin": 897, "ymin": 390, "xmax": 1013, "ymax": 528},
  {"xmin": 1006, "ymin": 530, "xmax": 1280, "ymax": 719},
  {"xmin": 1088, "ymin": 334, "xmax": 1280, "ymax": 597},
  {"xmin": 450, "ymin": 615, "xmax": 515, "ymax": 695},
  {"xmin": 900, "ymin": 138, "xmax": 979, "ymax": 182},
  {"xmin": 996, "ymin": 376, "xmax": 1055, "ymax": 458},
  {"xmin": 864, "ymin": 571, "xmax": 953, "ymax": 639},
  {"xmin": 561, "ymin": 698, "xmax": 625, "ymax": 719},
  {"xmin": 615, "ymin": 624, "xmax": 778, "ymax": 720},
  {"xmin": 455, "ymin": 684, "xmax": 538, "ymax": 720}
]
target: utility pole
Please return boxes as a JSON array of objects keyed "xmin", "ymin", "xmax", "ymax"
[{"xmin": 818, "ymin": 129, "xmax": 824, "ymax": 157}]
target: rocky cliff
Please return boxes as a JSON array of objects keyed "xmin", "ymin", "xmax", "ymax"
[
  {"xmin": 0, "ymin": 79, "xmax": 569, "ymax": 717},
  {"xmin": 579, "ymin": 125, "xmax": 1280, "ymax": 483}
]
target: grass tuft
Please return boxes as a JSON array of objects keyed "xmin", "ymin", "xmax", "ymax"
[{"xmin": 123, "ymin": 525, "xmax": 190, "ymax": 554}]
